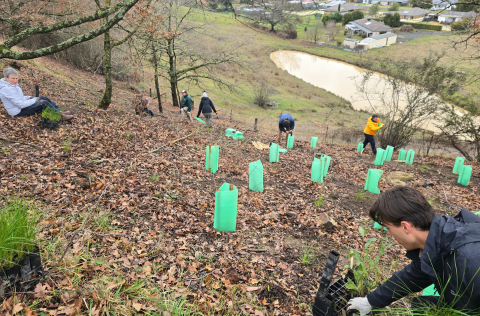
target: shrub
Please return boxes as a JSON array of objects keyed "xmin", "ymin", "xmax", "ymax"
[
  {"xmin": 0, "ymin": 196, "xmax": 38, "ymax": 268},
  {"xmin": 401, "ymin": 22, "xmax": 442, "ymax": 31},
  {"xmin": 352, "ymin": 11, "xmax": 364, "ymax": 20},
  {"xmin": 451, "ymin": 18, "xmax": 471, "ymax": 31},
  {"xmin": 388, "ymin": 2, "xmax": 400, "ymax": 11},
  {"xmin": 400, "ymin": 24, "xmax": 415, "ymax": 32},
  {"xmin": 342, "ymin": 12, "xmax": 354, "ymax": 25}
]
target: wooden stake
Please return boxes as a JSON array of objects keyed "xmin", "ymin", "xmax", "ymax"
[
  {"xmin": 35, "ymin": 85, "xmax": 39, "ymax": 97},
  {"xmin": 230, "ymin": 109, "xmax": 232, "ymax": 122},
  {"xmin": 254, "ymin": 118, "xmax": 258, "ymax": 132},
  {"xmin": 229, "ymin": 184, "xmax": 233, "ymax": 191}
]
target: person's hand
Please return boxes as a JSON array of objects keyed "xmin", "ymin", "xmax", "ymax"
[{"xmin": 347, "ymin": 297, "xmax": 372, "ymax": 316}]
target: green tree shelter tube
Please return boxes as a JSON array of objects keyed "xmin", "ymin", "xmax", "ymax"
[
  {"xmin": 398, "ymin": 148, "xmax": 406, "ymax": 161},
  {"xmin": 311, "ymin": 157, "xmax": 325, "ymax": 183},
  {"xmin": 365, "ymin": 169, "xmax": 383, "ymax": 194},
  {"xmin": 453, "ymin": 157, "xmax": 465, "ymax": 174},
  {"xmin": 270, "ymin": 143, "xmax": 279, "ymax": 163},
  {"xmin": 405, "ymin": 149, "xmax": 415, "ymax": 165},
  {"xmin": 374, "ymin": 148, "xmax": 385, "ymax": 166},
  {"xmin": 384, "ymin": 145, "xmax": 394, "ymax": 162},
  {"xmin": 225, "ymin": 128, "xmax": 236, "ymax": 137},
  {"xmin": 357, "ymin": 142, "xmax": 364, "ymax": 153},
  {"xmin": 232, "ymin": 131, "xmax": 243, "ymax": 140},
  {"xmin": 374, "ymin": 222, "xmax": 388, "ymax": 231},
  {"xmin": 287, "ymin": 134, "xmax": 294, "ymax": 149},
  {"xmin": 214, "ymin": 183, "xmax": 238, "ymax": 232},
  {"xmin": 323, "ymin": 154, "xmax": 331, "ymax": 176},
  {"xmin": 423, "ymin": 284, "xmax": 439, "ymax": 297},
  {"xmin": 458, "ymin": 165, "xmax": 472, "ymax": 186},
  {"xmin": 311, "ymin": 137, "xmax": 318, "ymax": 148},
  {"xmin": 249, "ymin": 160, "xmax": 263, "ymax": 192},
  {"xmin": 206, "ymin": 145, "xmax": 219, "ymax": 173}
]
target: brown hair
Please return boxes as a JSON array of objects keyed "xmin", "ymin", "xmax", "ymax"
[
  {"xmin": 369, "ymin": 186, "xmax": 435, "ymax": 231},
  {"xmin": 372, "ymin": 114, "xmax": 379, "ymax": 119}
]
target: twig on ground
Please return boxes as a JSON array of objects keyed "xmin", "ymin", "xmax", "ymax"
[
  {"xmin": 0, "ymin": 137, "xmax": 41, "ymax": 149},
  {"xmin": 47, "ymin": 184, "xmax": 111, "ymax": 276},
  {"xmin": 145, "ymin": 128, "xmax": 200, "ymax": 154}
]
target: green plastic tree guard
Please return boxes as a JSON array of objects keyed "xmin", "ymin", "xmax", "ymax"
[
  {"xmin": 385, "ymin": 146, "xmax": 394, "ymax": 162},
  {"xmin": 233, "ymin": 131, "xmax": 244, "ymax": 140},
  {"xmin": 249, "ymin": 160, "xmax": 264, "ymax": 192},
  {"xmin": 405, "ymin": 149, "xmax": 415, "ymax": 165},
  {"xmin": 458, "ymin": 165, "xmax": 472, "ymax": 187},
  {"xmin": 205, "ymin": 145, "xmax": 219, "ymax": 173},
  {"xmin": 373, "ymin": 222, "xmax": 388, "ymax": 232},
  {"xmin": 374, "ymin": 148, "xmax": 385, "ymax": 166},
  {"xmin": 378, "ymin": 123, "xmax": 384, "ymax": 133},
  {"xmin": 323, "ymin": 155, "xmax": 331, "ymax": 176},
  {"xmin": 311, "ymin": 157, "xmax": 324, "ymax": 183},
  {"xmin": 453, "ymin": 157, "xmax": 465, "ymax": 174},
  {"xmin": 225, "ymin": 128, "xmax": 236, "ymax": 138},
  {"xmin": 423, "ymin": 284, "xmax": 439, "ymax": 297},
  {"xmin": 196, "ymin": 117, "xmax": 205, "ymax": 124},
  {"xmin": 311, "ymin": 137, "xmax": 318, "ymax": 148},
  {"xmin": 364, "ymin": 169, "xmax": 383, "ymax": 194},
  {"xmin": 269, "ymin": 143, "xmax": 279, "ymax": 163},
  {"xmin": 398, "ymin": 148, "xmax": 406, "ymax": 161},
  {"xmin": 287, "ymin": 134, "xmax": 294, "ymax": 149},
  {"xmin": 214, "ymin": 183, "xmax": 238, "ymax": 232},
  {"xmin": 357, "ymin": 142, "xmax": 364, "ymax": 153}
]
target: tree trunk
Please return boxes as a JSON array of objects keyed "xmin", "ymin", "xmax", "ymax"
[
  {"xmin": 167, "ymin": 39, "xmax": 180, "ymax": 108},
  {"xmin": 98, "ymin": 27, "xmax": 112, "ymax": 109},
  {"xmin": 151, "ymin": 42, "xmax": 162, "ymax": 113}
]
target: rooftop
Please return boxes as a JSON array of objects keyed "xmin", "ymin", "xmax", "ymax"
[
  {"xmin": 439, "ymin": 10, "xmax": 478, "ymax": 18},
  {"xmin": 347, "ymin": 18, "xmax": 392, "ymax": 32},
  {"xmin": 399, "ymin": 7, "xmax": 430, "ymax": 16}
]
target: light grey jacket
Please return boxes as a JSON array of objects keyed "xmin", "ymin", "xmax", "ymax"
[{"xmin": 0, "ymin": 78, "xmax": 35, "ymax": 116}]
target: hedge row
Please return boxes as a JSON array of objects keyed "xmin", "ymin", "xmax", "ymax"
[{"xmin": 371, "ymin": 17, "xmax": 442, "ymax": 31}]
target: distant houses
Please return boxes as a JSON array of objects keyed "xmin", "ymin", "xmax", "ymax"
[
  {"xmin": 324, "ymin": 3, "xmax": 365, "ymax": 13},
  {"xmin": 431, "ymin": 0, "xmax": 457, "ymax": 11},
  {"xmin": 438, "ymin": 10, "xmax": 478, "ymax": 23},
  {"xmin": 396, "ymin": 8, "xmax": 430, "ymax": 20},
  {"xmin": 345, "ymin": 18, "xmax": 392, "ymax": 37}
]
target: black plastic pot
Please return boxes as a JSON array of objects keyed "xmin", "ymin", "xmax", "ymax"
[
  {"xmin": 0, "ymin": 246, "xmax": 44, "ymax": 295},
  {"xmin": 39, "ymin": 117, "xmax": 59, "ymax": 129},
  {"xmin": 312, "ymin": 251, "xmax": 356, "ymax": 316}
]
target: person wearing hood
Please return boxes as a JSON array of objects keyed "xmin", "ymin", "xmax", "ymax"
[
  {"xmin": 362, "ymin": 114, "xmax": 383, "ymax": 155},
  {"xmin": 196, "ymin": 91, "xmax": 216, "ymax": 127},
  {"xmin": 0, "ymin": 68, "xmax": 73, "ymax": 120},
  {"xmin": 348, "ymin": 186, "xmax": 480, "ymax": 315},
  {"xmin": 278, "ymin": 113, "xmax": 295, "ymax": 146}
]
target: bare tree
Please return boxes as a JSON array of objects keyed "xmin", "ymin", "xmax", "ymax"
[
  {"xmin": 240, "ymin": 0, "xmax": 294, "ymax": 32},
  {"xmin": 306, "ymin": 20, "xmax": 323, "ymax": 44},
  {"xmin": 355, "ymin": 53, "xmax": 464, "ymax": 148},
  {"xmin": 325, "ymin": 20, "xmax": 340, "ymax": 42},
  {"xmin": 0, "ymin": 0, "xmax": 141, "ymax": 60}
]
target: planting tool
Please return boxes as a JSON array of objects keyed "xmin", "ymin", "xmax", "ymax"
[
  {"xmin": 196, "ymin": 117, "xmax": 206, "ymax": 124},
  {"xmin": 249, "ymin": 160, "xmax": 264, "ymax": 192},
  {"xmin": 311, "ymin": 137, "xmax": 318, "ymax": 148},
  {"xmin": 287, "ymin": 134, "xmax": 295, "ymax": 149},
  {"xmin": 205, "ymin": 145, "xmax": 219, "ymax": 173},
  {"xmin": 458, "ymin": 165, "xmax": 471, "ymax": 187},
  {"xmin": 365, "ymin": 169, "xmax": 383, "ymax": 194},
  {"xmin": 453, "ymin": 157, "xmax": 465, "ymax": 174},
  {"xmin": 405, "ymin": 149, "xmax": 415, "ymax": 165},
  {"xmin": 374, "ymin": 148, "xmax": 385, "ymax": 166},
  {"xmin": 270, "ymin": 143, "xmax": 279, "ymax": 163},
  {"xmin": 357, "ymin": 142, "xmax": 364, "ymax": 153},
  {"xmin": 398, "ymin": 148, "xmax": 406, "ymax": 161},
  {"xmin": 385, "ymin": 145, "xmax": 394, "ymax": 162},
  {"xmin": 214, "ymin": 183, "xmax": 238, "ymax": 232},
  {"xmin": 312, "ymin": 251, "xmax": 355, "ymax": 316}
]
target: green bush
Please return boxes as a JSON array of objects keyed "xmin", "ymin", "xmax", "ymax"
[
  {"xmin": 401, "ymin": 21, "xmax": 443, "ymax": 31},
  {"xmin": 388, "ymin": 2, "xmax": 400, "ymax": 11},
  {"xmin": 352, "ymin": 10, "xmax": 364, "ymax": 20},
  {"xmin": 451, "ymin": 18, "xmax": 471, "ymax": 31},
  {"xmin": 342, "ymin": 12, "xmax": 354, "ymax": 25},
  {"xmin": 0, "ymin": 196, "xmax": 38, "ymax": 268}
]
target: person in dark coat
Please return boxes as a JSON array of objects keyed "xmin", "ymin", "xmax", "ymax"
[
  {"xmin": 196, "ymin": 91, "xmax": 217, "ymax": 127},
  {"xmin": 278, "ymin": 113, "xmax": 295, "ymax": 146},
  {"xmin": 348, "ymin": 186, "xmax": 480, "ymax": 315}
]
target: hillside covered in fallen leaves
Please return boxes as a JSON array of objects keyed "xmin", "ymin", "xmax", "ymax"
[{"xmin": 0, "ymin": 57, "xmax": 479, "ymax": 315}]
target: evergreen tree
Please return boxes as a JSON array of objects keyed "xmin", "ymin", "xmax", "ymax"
[
  {"xmin": 410, "ymin": 0, "xmax": 433, "ymax": 10},
  {"xmin": 342, "ymin": 13, "xmax": 354, "ymax": 25},
  {"xmin": 352, "ymin": 10, "xmax": 365, "ymax": 20}
]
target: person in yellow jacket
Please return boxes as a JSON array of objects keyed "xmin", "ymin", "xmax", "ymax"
[{"xmin": 362, "ymin": 115, "xmax": 383, "ymax": 155}]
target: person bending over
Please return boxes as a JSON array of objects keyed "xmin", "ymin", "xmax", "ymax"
[
  {"xmin": 278, "ymin": 113, "xmax": 295, "ymax": 146},
  {"xmin": 348, "ymin": 186, "xmax": 480, "ymax": 315}
]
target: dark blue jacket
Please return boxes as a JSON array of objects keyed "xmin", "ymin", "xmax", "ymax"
[
  {"xmin": 279, "ymin": 113, "xmax": 295, "ymax": 132},
  {"xmin": 197, "ymin": 97, "xmax": 216, "ymax": 117},
  {"xmin": 367, "ymin": 209, "xmax": 480, "ymax": 312}
]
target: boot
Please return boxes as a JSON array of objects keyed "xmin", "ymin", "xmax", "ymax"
[{"xmin": 61, "ymin": 113, "xmax": 74, "ymax": 121}]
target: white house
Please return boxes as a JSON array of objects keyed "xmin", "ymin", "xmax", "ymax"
[
  {"xmin": 345, "ymin": 18, "xmax": 392, "ymax": 37},
  {"xmin": 357, "ymin": 32, "xmax": 397, "ymax": 50},
  {"xmin": 438, "ymin": 10, "xmax": 478, "ymax": 23},
  {"xmin": 431, "ymin": 0, "xmax": 457, "ymax": 11}
]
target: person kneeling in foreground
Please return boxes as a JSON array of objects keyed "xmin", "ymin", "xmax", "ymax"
[
  {"xmin": 348, "ymin": 186, "xmax": 480, "ymax": 315},
  {"xmin": 0, "ymin": 68, "xmax": 73, "ymax": 120}
]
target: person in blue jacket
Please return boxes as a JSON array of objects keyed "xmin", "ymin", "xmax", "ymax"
[
  {"xmin": 348, "ymin": 186, "xmax": 480, "ymax": 315},
  {"xmin": 278, "ymin": 113, "xmax": 295, "ymax": 146}
]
